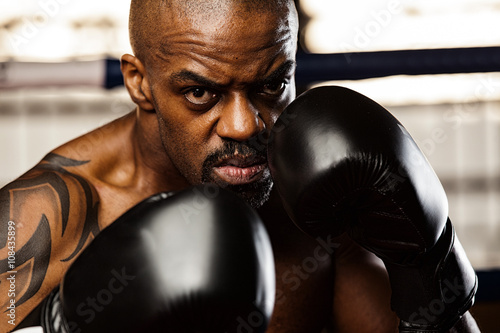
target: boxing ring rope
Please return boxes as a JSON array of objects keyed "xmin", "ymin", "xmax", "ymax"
[{"xmin": 295, "ymin": 46, "xmax": 500, "ymax": 83}]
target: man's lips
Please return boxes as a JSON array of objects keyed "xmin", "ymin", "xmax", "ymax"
[{"xmin": 213, "ymin": 156, "xmax": 267, "ymax": 185}]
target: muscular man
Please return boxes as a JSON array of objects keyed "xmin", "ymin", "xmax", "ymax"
[{"xmin": 0, "ymin": 0, "xmax": 479, "ymax": 332}]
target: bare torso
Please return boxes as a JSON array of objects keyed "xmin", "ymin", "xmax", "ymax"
[{"xmin": 2, "ymin": 112, "xmax": 399, "ymax": 332}]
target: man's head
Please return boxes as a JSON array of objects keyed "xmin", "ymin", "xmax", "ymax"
[{"xmin": 122, "ymin": 0, "xmax": 299, "ymax": 208}]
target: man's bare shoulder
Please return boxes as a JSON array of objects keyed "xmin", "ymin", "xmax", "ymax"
[
  {"xmin": 51, "ymin": 112, "xmax": 136, "ymax": 177},
  {"xmin": 50, "ymin": 111, "xmax": 162, "ymax": 223}
]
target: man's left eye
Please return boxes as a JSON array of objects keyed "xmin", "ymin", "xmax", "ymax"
[{"xmin": 261, "ymin": 81, "xmax": 287, "ymax": 96}]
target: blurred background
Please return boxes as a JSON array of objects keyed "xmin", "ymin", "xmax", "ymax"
[{"xmin": 1, "ymin": 0, "xmax": 499, "ymax": 330}]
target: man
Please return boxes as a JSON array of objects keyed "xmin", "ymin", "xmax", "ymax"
[{"xmin": 0, "ymin": 0, "xmax": 479, "ymax": 332}]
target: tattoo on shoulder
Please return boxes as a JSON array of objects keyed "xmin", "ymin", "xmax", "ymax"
[{"xmin": 0, "ymin": 153, "xmax": 100, "ymax": 308}]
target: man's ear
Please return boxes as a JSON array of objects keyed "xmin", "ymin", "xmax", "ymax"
[{"xmin": 121, "ymin": 54, "xmax": 155, "ymax": 111}]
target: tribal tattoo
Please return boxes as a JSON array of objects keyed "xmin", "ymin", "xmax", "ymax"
[{"xmin": 0, "ymin": 153, "xmax": 100, "ymax": 309}]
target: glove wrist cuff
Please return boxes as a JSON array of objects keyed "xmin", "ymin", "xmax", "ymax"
[
  {"xmin": 387, "ymin": 220, "xmax": 477, "ymax": 332},
  {"xmin": 399, "ymin": 319, "xmax": 442, "ymax": 333},
  {"xmin": 41, "ymin": 287, "xmax": 69, "ymax": 333}
]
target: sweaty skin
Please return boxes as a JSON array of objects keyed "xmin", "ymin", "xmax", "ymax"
[{"xmin": 0, "ymin": 1, "xmax": 478, "ymax": 332}]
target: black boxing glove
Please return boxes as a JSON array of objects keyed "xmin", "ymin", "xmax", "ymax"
[
  {"xmin": 268, "ymin": 86, "xmax": 477, "ymax": 332},
  {"xmin": 40, "ymin": 185, "xmax": 275, "ymax": 333}
]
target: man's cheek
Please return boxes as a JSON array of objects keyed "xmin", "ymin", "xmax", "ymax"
[{"xmin": 192, "ymin": 152, "xmax": 211, "ymax": 184}]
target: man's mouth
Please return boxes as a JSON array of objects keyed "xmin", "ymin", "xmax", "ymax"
[{"xmin": 212, "ymin": 156, "xmax": 267, "ymax": 185}]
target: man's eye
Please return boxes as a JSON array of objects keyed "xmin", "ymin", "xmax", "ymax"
[
  {"xmin": 262, "ymin": 81, "xmax": 287, "ymax": 96},
  {"xmin": 184, "ymin": 88, "xmax": 218, "ymax": 105}
]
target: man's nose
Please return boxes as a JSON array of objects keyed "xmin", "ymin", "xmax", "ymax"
[{"xmin": 216, "ymin": 95, "xmax": 265, "ymax": 142}]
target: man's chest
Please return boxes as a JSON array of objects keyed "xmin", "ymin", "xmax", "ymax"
[{"xmin": 266, "ymin": 223, "xmax": 336, "ymax": 332}]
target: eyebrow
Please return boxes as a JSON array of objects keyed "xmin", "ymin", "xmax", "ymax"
[
  {"xmin": 261, "ymin": 60, "xmax": 297, "ymax": 85},
  {"xmin": 170, "ymin": 70, "xmax": 223, "ymax": 90},
  {"xmin": 169, "ymin": 60, "xmax": 297, "ymax": 89}
]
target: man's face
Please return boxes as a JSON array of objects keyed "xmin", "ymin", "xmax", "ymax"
[{"xmin": 144, "ymin": 5, "xmax": 297, "ymax": 208}]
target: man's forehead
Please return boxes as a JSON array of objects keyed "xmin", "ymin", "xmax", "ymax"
[
  {"xmin": 153, "ymin": 3, "xmax": 297, "ymax": 58},
  {"xmin": 129, "ymin": 0, "xmax": 297, "ymax": 65},
  {"xmin": 134, "ymin": 0, "xmax": 298, "ymax": 75}
]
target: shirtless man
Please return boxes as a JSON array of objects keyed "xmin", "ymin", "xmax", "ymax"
[{"xmin": 0, "ymin": 0, "xmax": 480, "ymax": 332}]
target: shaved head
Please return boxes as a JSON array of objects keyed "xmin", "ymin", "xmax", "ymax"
[{"xmin": 129, "ymin": 0, "xmax": 298, "ymax": 64}]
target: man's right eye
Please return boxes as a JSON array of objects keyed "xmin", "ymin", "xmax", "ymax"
[{"xmin": 184, "ymin": 88, "xmax": 218, "ymax": 106}]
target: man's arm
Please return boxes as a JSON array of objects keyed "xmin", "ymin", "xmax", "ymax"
[
  {"xmin": 332, "ymin": 235, "xmax": 399, "ymax": 333},
  {"xmin": 0, "ymin": 153, "xmax": 100, "ymax": 331},
  {"xmin": 331, "ymin": 236, "xmax": 480, "ymax": 333}
]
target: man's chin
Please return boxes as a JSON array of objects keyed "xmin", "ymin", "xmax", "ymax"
[{"xmin": 207, "ymin": 177, "xmax": 274, "ymax": 209}]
